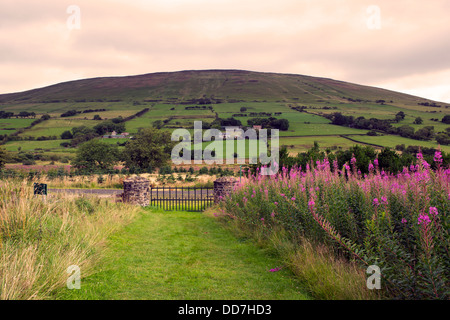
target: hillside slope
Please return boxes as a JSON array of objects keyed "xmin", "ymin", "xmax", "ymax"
[{"xmin": 0, "ymin": 69, "xmax": 441, "ymax": 106}]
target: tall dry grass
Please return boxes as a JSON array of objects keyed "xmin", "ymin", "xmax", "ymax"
[{"xmin": 0, "ymin": 179, "xmax": 139, "ymax": 300}]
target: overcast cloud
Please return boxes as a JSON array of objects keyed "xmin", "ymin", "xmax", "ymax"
[{"xmin": 0, "ymin": 0, "xmax": 449, "ymax": 102}]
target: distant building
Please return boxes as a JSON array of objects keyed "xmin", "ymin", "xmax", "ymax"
[
  {"xmin": 253, "ymin": 125, "xmax": 262, "ymax": 130},
  {"xmin": 222, "ymin": 125, "xmax": 242, "ymax": 131},
  {"xmin": 222, "ymin": 126, "xmax": 243, "ymax": 139},
  {"xmin": 102, "ymin": 132, "xmax": 132, "ymax": 139}
]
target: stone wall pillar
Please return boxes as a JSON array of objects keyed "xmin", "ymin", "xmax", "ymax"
[
  {"xmin": 213, "ymin": 177, "xmax": 238, "ymax": 203},
  {"xmin": 122, "ymin": 177, "xmax": 150, "ymax": 206}
]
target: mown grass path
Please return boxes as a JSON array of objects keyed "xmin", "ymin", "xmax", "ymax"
[{"xmin": 57, "ymin": 209, "xmax": 310, "ymax": 300}]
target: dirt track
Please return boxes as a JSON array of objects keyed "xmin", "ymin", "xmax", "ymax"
[{"xmin": 49, "ymin": 188, "xmax": 123, "ymax": 196}]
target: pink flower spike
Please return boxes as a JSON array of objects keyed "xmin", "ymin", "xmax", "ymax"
[
  {"xmin": 373, "ymin": 198, "xmax": 380, "ymax": 206},
  {"xmin": 434, "ymin": 150, "xmax": 443, "ymax": 163},
  {"xmin": 401, "ymin": 218, "xmax": 407, "ymax": 224},
  {"xmin": 429, "ymin": 207, "xmax": 438, "ymax": 216},
  {"xmin": 291, "ymin": 197, "xmax": 296, "ymax": 201},
  {"xmin": 418, "ymin": 214, "xmax": 431, "ymax": 225}
]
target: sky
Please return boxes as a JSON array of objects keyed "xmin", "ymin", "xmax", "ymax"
[{"xmin": 1, "ymin": 0, "xmax": 449, "ymax": 102}]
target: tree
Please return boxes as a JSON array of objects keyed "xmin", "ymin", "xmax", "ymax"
[
  {"xmin": 220, "ymin": 117, "xmax": 242, "ymax": 127},
  {"xmin": 61, "ymin": 110, "xmax": 78, "ymax": 117},
  {"xmin": 240, "ymin": 107, "xmax": 247, "ymax": 112},
  {"xmin": 270, "ymin": 118, "xmax": 289, "ymax": 131},
  {"xmin": 19, "ymin": 111, "xmax": 31, "ymax": 118},
  {"xmin": 398, "ymin": 125, "xmax": 415, "ymax": 138},
  {"xmin": 413, "ymin": 117, "xmax": 423, "ymax": 124},
  {"xmin": 73, "ymin": 139, "xmax": 120, "ymax": 171},
  {"xmin": 436, "ymin": 133, "xmax": 450, "ymax": 145},
  {"xmin": 442, "ymin": 115, "xmax": 450, "ymax": 124},
  {"xmin": 122, "ymin": 127, "xmax": 174, "ymax": 170},
  {"xmin": 93, "ymin": 114, "xmax": 102, "ymax": 120},
  {"xmin": 395, "ymin": 111, "xmax": 406, "ymax": 122},
  {"xmin": 93, "ymin": 120, "xmax": 125, "ymax": 135},
  {"xmin": 414, "ymin": 126, "xmax": 434, "ymax": 141},
  {"xmin": 71, "ymin": 126, "xmax": 99, "ymax": 146},
  {"xmin": 61, "ymin": 130, "xmax": 73, "ymax": 140},
  {"xmin": 152, "ymin": 120, "xmax": 164, "ymax": 129}
]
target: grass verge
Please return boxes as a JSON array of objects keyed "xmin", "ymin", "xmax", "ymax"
[
  {"xmin": 210, "ymin": 211, "xmax": 381, "ymax": 300},
  {"xmin": 55, "ymin": 208, "xmax": 310, "ymax": 300},
  {"xmin": 0, "ymin": 179, "xmax": 139, "ymax": 299}
]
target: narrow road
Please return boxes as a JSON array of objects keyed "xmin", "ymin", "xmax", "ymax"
[{"xmin": 49, "ymin": 188, "xmax": 123, "ymax": 195}]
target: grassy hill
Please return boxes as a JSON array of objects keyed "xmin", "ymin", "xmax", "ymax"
[
  {"xmin": 0, "ymin": 69, "xmax": 440, "ymax": 105},
  {"xmin": 1, "ymin": 69, "xmax": 450, "ymax": 161}
]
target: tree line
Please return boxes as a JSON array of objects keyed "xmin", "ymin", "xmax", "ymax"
[
  {"xmin": 71, "ymin": 127, "xmax": 174, "ymax": 173},
  {"xmin": 249, "ymin": 142, "xmax": 449, "ymax": 176},
  {"xmin": 0, "ymin": 111, "xmax": 37, "ymax": 119},
  {"xmin": 326, "ymin": 112, "xmax": 450, "ymax": 144}
]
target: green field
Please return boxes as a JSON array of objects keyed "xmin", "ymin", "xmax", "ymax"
[
  {"xmin": 345, "ymin": 134, "xmax": 450, "ymax": 153},
  {"xmin": 1, "ymin": 70, "xmax": 450, "ymax": 163},
  {"xmin": 19, "ymin": 119, "xmax": 95, "ymax": 138},
  {"xmin": 4, "ymin": 139, "xmax": 69, "ymax": 152}
]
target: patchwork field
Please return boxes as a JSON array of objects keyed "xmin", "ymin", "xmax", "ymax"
[{"xmin": 1, "ymin": 70, "xmax": 450, "ymax": 166}]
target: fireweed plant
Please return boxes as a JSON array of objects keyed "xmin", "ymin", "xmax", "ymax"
[{"xmin": 220, "ymin": 150, "xmax": 449, "ymax": 299}]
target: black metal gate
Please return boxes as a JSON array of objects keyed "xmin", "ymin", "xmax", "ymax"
[{"xmin": 150, "ymin": 187, "xmax": 214, "ymax": 212}]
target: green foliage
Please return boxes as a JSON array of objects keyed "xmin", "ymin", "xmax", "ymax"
[
  {"xmin": 75, "ymin": 197, "xmax": 95, "ymax": 215},
  {"xmin": 395, "ymin": 111, "xmax": 406, "ymax": 122},
  {"xmin": 414, "ymin": 126, "xmax": 434, "ymax": 141},
  {"xmin": 442, "ymin": 115, "xmax": 450, "ymax": 124},
  {"xmin": 436, "ymin": 133, "xmax": 450, "ymax": 145},
  {"xmin": 0, "ymin": 147, "xmax": 8, "ymax": 169},
  {"xmin": 247, "ymin": 117, "xmax": 290, "ymax": 131},
  {"xmin": 199, "ymin": 166, "xmax": 209, "ymax": 175},
  {"xmin": 159, "ymin": 166, "xmax": 173, "ymax": 175},
  {"xmin": 414, "ymin": 117, "xmax": 423, "ymax": 125},
  {"xmin": 70, "ymin": 126, "xmax": 98, "ymax": 146},
  {"xmin": 222, "ymin": 157, "xmax": 449, "ymax": 300},
  {"xmin": 60, "ymin": 130, "xmax": 73, "ymax": 139},
  {"xmin": 122, "ymin": 127, "xmax": 174, "ymax": 170},
  {"xmin": 60, "ymin": 109, "xmax": 78, "ymax": 117},
  {"xmin": 152, "ymin": 120, "xmax": 163, "ymax": 129},
  {"xmin": 267, "ymin": 143, "xmax": 449, "ymax": 175},
  {"xmin": 93, "ymin": 120, "xmax": 125, "ymax": 135},
  {"xmin": 73, "ymin": 139, "xmax": 120, "ymax": 172}
]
